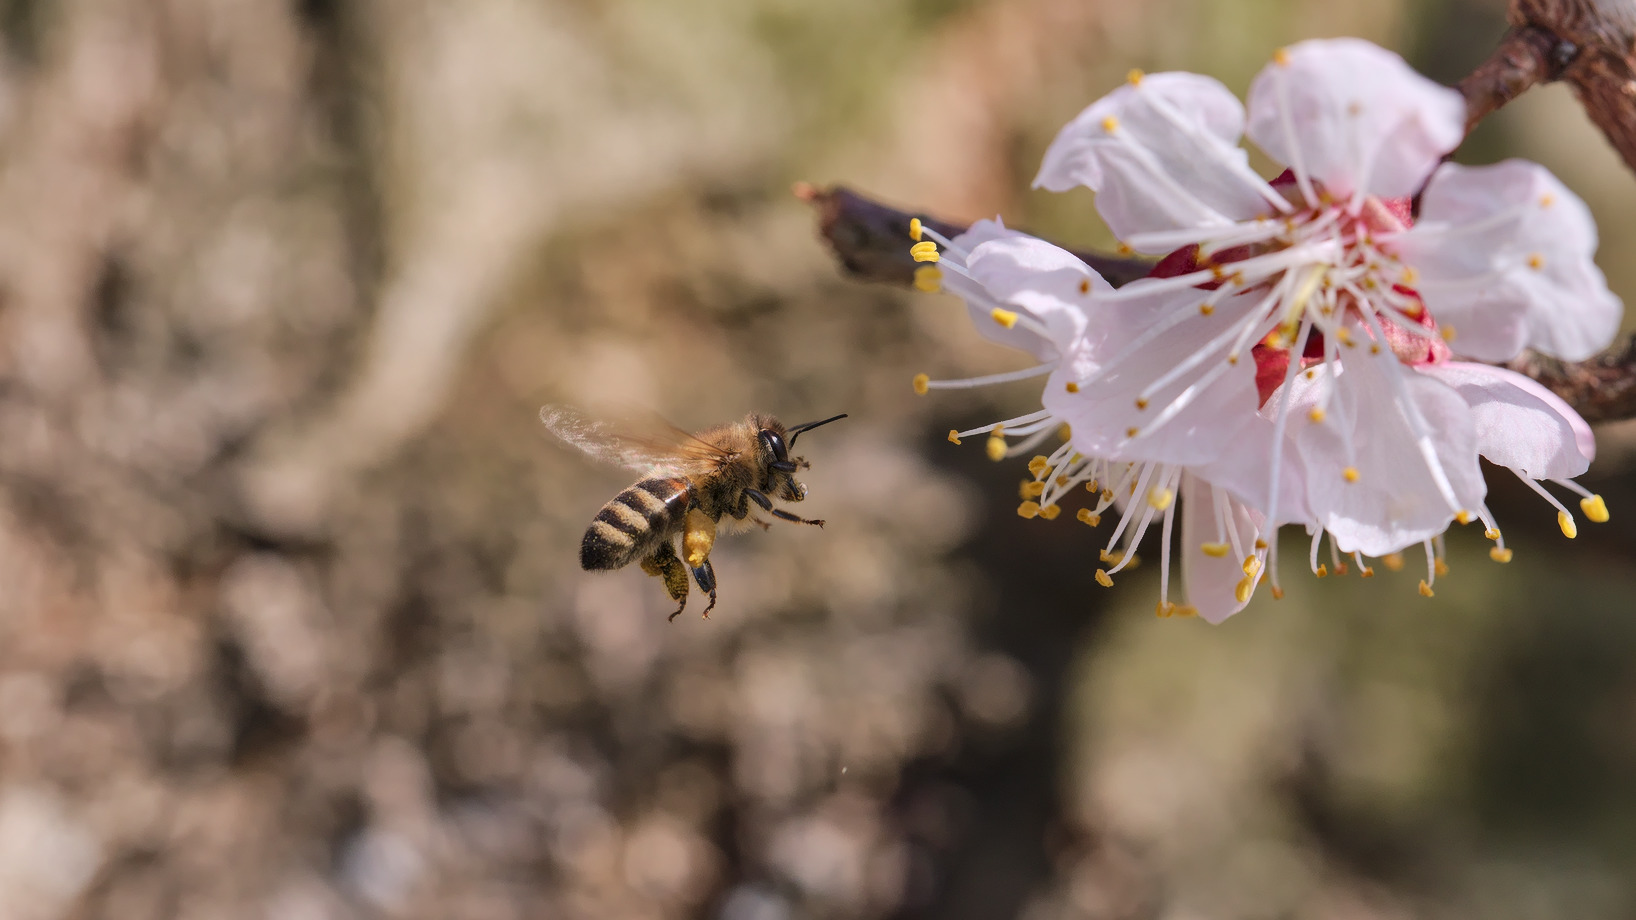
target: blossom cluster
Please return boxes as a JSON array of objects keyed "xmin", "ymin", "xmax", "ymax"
[{"xmin": 909, "ymin": 39, "xmax": 1621, "ymax": 622}]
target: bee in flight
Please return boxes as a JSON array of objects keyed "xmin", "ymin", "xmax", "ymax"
[{"xmin": 542, "ymin": 407, "xmax": 847, "ymax": 620}]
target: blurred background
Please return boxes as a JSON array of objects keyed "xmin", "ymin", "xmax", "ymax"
[{"xmin": 0, "ymin": 0, "xmax": 1632, "ymax": 918}]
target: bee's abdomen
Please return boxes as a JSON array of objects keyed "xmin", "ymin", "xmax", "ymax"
[{"xmin": 580, "ymin": 476, "xmax": 690, "ymax": 571}]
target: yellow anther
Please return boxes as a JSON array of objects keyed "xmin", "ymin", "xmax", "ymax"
[
  {"xmin": 1343, "ymin": 467, "xmax": 1360, "ymax": 483},
  {"xmin": 1581, "ymin": 494, "xmax": 1610, "ymax": 523},
  {"xmin": 1017, "ymin": 501, "xmax": 1041, "ymax": 519},
  {"xmin": 1455, "ymin": 510, "xmax": 1472, "ymax": 524},
  {"xmin": 1027, "ymin": 455, "xmax": 1051, "ymax": 478},
  {"xmin": 991, "ymin": 307, "xmax": 1019, "ymax": 328},
  {"xmin": 986, "ymin": 436, "xmax": 1006, "ymax": 462},
  {"xmin": 1135, "ymin": 397, "xmax": 1149, "ymax": 410},
  {"xmin": 1155, "ymin": 602, "xmax": 1173, "ymax": 618},
  {"xmin": 1125, "ymin": 426, "xmax": 1139, "ymax": 438},
  {"xmin": 948, "ymin": 430, "xmax": 962, "ymax": 445},
  {"xmin": 1440, "ymin": 325, "xmax": 1457, "ymax": 342},
  {"xmin": 1100, "ymin": 488, "xmax": 1114, "ymax": 503},
  {"xmin": 1418, "ymin": 580, "xmax": 1435, "ymax": 597},
  {"xmin": 1484, "ymin": 527, "xmax": 1501, "ymax": 540},
  {"xmin": 913, "ymin": 265, "xmax": 944, "ymax": 293},
  {"xmin": 1200, "ymin": 303, "xmax": 1214, "ymax": 316},
  {"xmin": 1359, "ymin": 566, "xmax": 1376, "ymax": 578},
  {"xmin": 1527, "ymin": 253, "xmax": 1545, "ymax": 270},
  {"xmin": 1101, "ymin": 115, "xmax": 1119, "ymax": 133},
  {"xmin": 1020, "ymin": 480, "xmax": 1045, "ymax": 499},
  {"xmin": 1270, "ymin": 585, "xmax": 1286, "ymax": 600},
  {"xmin": 1127, "ymin": 68, "xmax": 1145, "ymax": 85},
  {"xmin": 1039, "ymin": 503, "xmax": 1061, "ymax": 521},
  {"xmin": 1490, "ymin": 546, "xmax": 1514, "ymax": 564},
  {"xmin": 1558, "ymin": 510, "xmax": 1578, "ymax": 539},
  {"xmin": 1056, "ymin": 475, "xmax": 1070, "ymax": 487},
  {"xmin": 1235, "ymin": 575, "xmax": 1254, "ymax": 603},
  {"xmin": 1065, "ymin": 381, "xmax": 1080, "ymax": 393},
  {"xmin": 1099, "ymin": 549, "xmax": 1117, "ymax": 564},
  {"xmin": 1095, "ymin": 569, "xmax": 1113, "ymax": 587},
  {"xmin": 1540, "ymin": 193, "xmax": 1555, "ymax": 208},
  {"xmin": 1117, "ymin": 242, "xmax": 1134, "ymax": 256},
  {"xmin": 1273, "ymin": 47, "xmax": 1291, "ymax": 66},
  {"xmin": 1382, "ymin": 553, "xmax": 1405, "ymax": 571},
  {"xmin": 912, "ymin": 373, "xmax": 930, "ymax": 395},
  {"xmin": 1308, "ymin": 407, "xmax": 1326, "ymax": 423},
  {"xmin": 1058, "ymin": 424, "xmax": 1072, "ymax": 442},
  {"xmin": 1146, "ymin": 487, "xmax": 1173, "ymax": 511},
  {"xmin": 1434, "ymin": 558, "xmax": 1449, "ymax": 577},
  {"xmin": 1174, "ymin": 605, "xmax": 1199, "ymax": 618},
  {"xmin": 1265, "ymin": 331, "xmax": 1286, "ymax": 350},
  {"xmin": 910, "ymin": 240, "xmax": 940, "ymax": 263},
  {"xmin": 1335, "ymin": 562, "xmax": 1350, "ymax": 576},
  {"xmin": 1400, "ymin": 266, "xmax": 1419, "ymax": 285},
  {"xmin": 1370, "ymin": 343, "xmax": 1381, "ymax": 354},
  {"xmin": 1315, "ymin": 564, "xmax": 1329, "ymax": 578},
  {"xmin": 1200, "ymin": 542, "xmax": 1231, "ymax": 558},
  {"xmin": 1227, "ymin": 353, "xmax": 1240, "ymax": 365},
  {"xmin": 908, "ymin": 217, "xmax": 923, "ymax": 242},
  {"xmin": 1336, "ymin": 327, "xmax": 1354, "ymax": 347},
  {"xmin": 1078, "ymin": 279, "xmax": 1091, "ymax": 295},
  {"xmin": 1242, "ymin": 555, "xmax": 1261, "ymax": 576},
  {"xmin": 1254, "ymin": 539, "xmax": 1268, "ymax": 550},
  {"xmin": 1077, "ymin": 508, "xmax": 1101, "ymax": 527}
]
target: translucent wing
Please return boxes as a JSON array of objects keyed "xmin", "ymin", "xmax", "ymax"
[{"xmin": 540, "ymin": 405, "xmax": 735, "ymax": 476}]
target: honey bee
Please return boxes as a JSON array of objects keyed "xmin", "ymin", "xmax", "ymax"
[{"xmin": 542, "ymin": 407, "xmax": 847, "ymax": 620}]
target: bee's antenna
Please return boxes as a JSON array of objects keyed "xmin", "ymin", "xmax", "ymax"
[{"xmin": 786, "ymin": 413, "xmax": 847, "ymax": 447}]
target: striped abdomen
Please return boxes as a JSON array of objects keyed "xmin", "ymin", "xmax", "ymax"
[{"xmin": 581, "ymin": 476, "xmax": 691, "ymax": 570}]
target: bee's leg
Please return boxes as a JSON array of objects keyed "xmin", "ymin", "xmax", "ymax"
[
  {"xmin": 688, "ymin": 558, "xmax": 719, "ymax": 618},
  {"xmin": 744, "ymin": 488, "xmax": 825, "ymax": 528},
  {"xmin": 748, "ymin": 516, "xmax": 772, "ymax": 531},
  {"xmin": 726, "ymin": 492, "xmax": 771, "ymax": 530},
  {"xmin": 641, "ymin": 541, "xmax": 690, "ymax": 621},
  {"xmin": 682, "ymin": 508, "xmax": 718, "ymax": 567}
]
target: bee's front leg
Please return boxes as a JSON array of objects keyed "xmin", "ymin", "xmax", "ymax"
[
  {"xmin": 744, "ymin": 488, "xmax": 825, "ymax": 527},
  {"xmin": 640, "ymin": 541, "xmax": 690, "ymax": 621},
  {"xmin": 689, "ymin": 558, "xmax": 718, "ymax": 618}
]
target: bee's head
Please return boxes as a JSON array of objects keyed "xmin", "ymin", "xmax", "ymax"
[{"xmin": 755, "ymin": 413, "xmax": 846, "ymax": 502}]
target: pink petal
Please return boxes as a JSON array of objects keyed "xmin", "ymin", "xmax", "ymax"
[
  {"xmin": 1395, "ymin": 160, "xmax": 1623, "ymax": 362},
  {"xmin": 1179, "ymin": 475, "xmax": 1265, "ymax": 624},
  {"xmin": 1417, "ymin": 361, "xmax": 1594, "ymax": 477},
  {"xmin": 1034, "ymin": 72, "xmax": 1270, "ymax": 246},
  {"xmin": 1245, "ymin": 39, "xmax": 1464, "ymax": 200},
  {"xmin": 946, "ymin": 220, "xmax": 1100, "ymax": 360}
]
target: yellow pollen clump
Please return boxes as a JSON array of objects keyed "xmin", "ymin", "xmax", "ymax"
[
  {"xmin": 1095, "ymin": 569, "xmax": 1113, "ymax": 587},
  {"xmin": 1455, "ymin": 510, "xmax": 1472, "ymax": 525},
  {"xmin": 1200, "ymin": 303, "xmax": 1214, "ymax": 316},
  {"xmin": 1101, "ymin": 488, "xmax": 1114, "ymax": 503},
  {"xmin": 1418, "ymin": 580, "xmax": 1435, "ymax": 597},
  {"xmin": 1117, "ymin": 242, "xmax": 1134, "ymax": 256},
  {"xmin": 1065, "ymin": 381, "xmax": 1080, "ymax": 393},
  {"xmin": 1174, "ymin": 605, "xmax": 1200, "ymax": 618},
  {"xmin": 1135, "ymin": 397, "xmax": 1149, "ymax": 410},
  {"xmin": 1581, "ymin": 494, "xmax": 1610, "ymax": 522},
  {"xmin": 1227, "ymin": 354, "xmax": 1240, "ymax": 365},
  {"xmin": 1273, "ymin": 47, "xmax": 1291, "ymax": 66},
  {"xmin": 1254, "ymin": 538, "xmax": 1268, "ymax": 550},
  {"xmin": 1490, "ymin": 546, "xmax": 1514, "ymax": 563},
  {"xmin": 908, "ymin": 217, "xmax": 923, "ymax": 242},
  {"xmin": 910, "ymin": 240, "xmax": 940, "ymax": 263},
  {"xmin": 1027, "ymin": 455, "xmax": 1051, "ymax": 478},
  {"xmin": 1077, "ymin": 508, "xmax": 1101, "ymax": 526},
  {"xmin": 1020, "ymin": 480, "xmax": 1045, "ymax": 499},
  {"xmin": 1434, "ymin": 558, "xmax": 1450, "ymax": 577},
  {"xmin": 1308, "ymin": 407, "xmax": 1326, "ymax": 423},
  {"xmin": 948, "ymin": 430, "xmax": 962, "ymax": 445},
  {"xmin": 1558, "ymin": 511, "xmax": 1578, "ymax": 539},
  {"xmin": 1343, "ymin": 467, "xmax": 1360, "ymax": 483},
  {"xmin": 1155, "ymin": 602, "xmax": 1173, "ymax": 618},
  {"xmin": 1017, "ymin": 501, "xmax": 1041, "ymax": 519},
  {"xmin": 1242, "ymin": 556, "xmax": 1261, "ymax": 577},
  {"xmin": 1125, "ymin": 426, "xmax": 1140, "ymax": 438},
  {"xmin": 1056, "ymin": 475, "xmax": 1070, "ymax": 487},
  {"xmin": 1078, "ymin": 279, "xmax": 1091, "ymax": 294},
  {"xmin": 1382, "ymin": 553, "xmax": 1405, "ymax": 571},
  {"xmin": 1336, "ymin": 327, "xmax": 1354, "ymax": 347},
  {"xmin": 1235, "ymin": 575, "xmax": 1254, "ymax": 603},
  {"xmin": 1527, "ymin": 253, "xmax": 1545, "ymax": 270},
  {"xmin": 991, "ymin": 307, "xmax": 1019, "ymax": 328},
  {"xmin": 1200, "ymin": 542, "xmax": 1231, "ymax": 558},
  {"xmin": 1058, "ymin": 424, "xmax": 1072, "ymax": 442},
  {"xmin": 1127, "ymin": 68, "xmax": 1145, "ymax": 85},
  {"xmin": 1147, "ymin": 487, "xmax": 1174, "ymax": 511},
  {"xmin": 912, "ymin": 373, "xmax": 930, "ymax": 395},
  {"xmin": 1359, "ymin": 566, "xmax": 1376, "ymax": 578},
  {"xmin": 1304, "ymin": 369, "xmax": 1316, "ymax": 380},
  {"xmin": 1400, "ymin": 266, "xmax": 1419, "ymax": 285},
  {"xmin": 1484, "ymin": 528, "xmax": 1501, "ymax": 540},
  {"xmin": 1315, "ymin": 564, "xmax": 1329, "ymax": 578},
  {"xmin": 1441, "ymin": 325, "xmax": 1457, "ymax": 342},
  {"xmin": 1271, "ymin": 585, "xmax": 1286, "ymax": 600},
  {"xmin": 1039, "ymin": 503, "xmax": 1062, "ymax": 521},
  {"xmin": 986, "ymin": 436, "xmax": 1006, "ymax": 462},
  {"xmin": 913, "ymin": 266, "xmax": 943, "ymax": 293},
  {"xmin": 1370, "ymin": 343, "xmax": 1381, "ymax": 355},
  {"xmin": 1101, "ymin": 115, "xmax": 1119, "ymax": 133}
]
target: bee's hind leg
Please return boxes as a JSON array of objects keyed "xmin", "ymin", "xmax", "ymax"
[
  {"xmin": 688, "ymin": 558, "xmax": 719, "ymax": 619},
  {"xmin": 640, "ymin": 542, "xmax": 691, "ymax": 621}
]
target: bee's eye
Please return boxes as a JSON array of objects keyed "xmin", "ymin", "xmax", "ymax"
[{"xmin": 760, "ymin": 430, "xmax": 788, "ymax": 461}]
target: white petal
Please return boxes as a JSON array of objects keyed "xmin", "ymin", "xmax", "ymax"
[
  {"xmin": 1396, "ymin": 160, "xmax": 1623, "ymax": 362},
  {"xmin": 941, "ymin": 220, "xmax": 1098, "ymax": 360},
  {"xmin": 1245, "ymin": 39, "xmax": 1465, "ymax": 199},
  {"xmin": 1042, "ymin": 288, "xmax": 1262, "ymax": 466},
  {"xmin": 1179, "ymin": 475, "xmax": 1266, "ymax": 624},
  {"xmin": 1191, "ymin": 413, "xmax": 1312, "ymax": 526},
  {"xmin": 1034, "ymin": 72, "xmax": 1270, "ymax": 246},
  {"xmin": 1284, "ymin": 353, "xmax": 1484, "ymax": 557},
  {"xmin": 1417, "ymin": 361, "xmax": 1593, "ymax": 478}
]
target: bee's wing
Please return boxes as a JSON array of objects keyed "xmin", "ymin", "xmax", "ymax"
[{"xmin": 540, "ymin": 405, "xmax": 734, "ymax": 475}]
